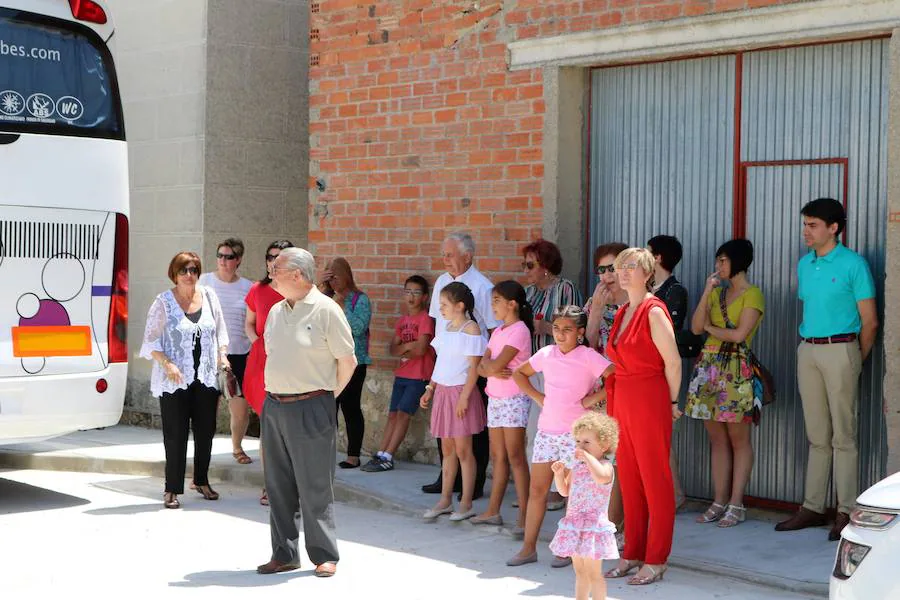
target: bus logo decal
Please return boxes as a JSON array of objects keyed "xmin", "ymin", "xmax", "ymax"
[
  {"xmin": 26, "ymin": 93, "xmax": 54, "ymax": 119},
  {"xmin": 0, "ymin": 90, "xmax": 24, "ymax": 116},
  {"xmin": 56, "ymin": 96, "xmax": 84, "ymax": 121}
]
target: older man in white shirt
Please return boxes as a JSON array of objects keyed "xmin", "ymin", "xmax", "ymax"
[{"xmin": 421, "ymin": 232, "xmax": 500, "ymax": 497}]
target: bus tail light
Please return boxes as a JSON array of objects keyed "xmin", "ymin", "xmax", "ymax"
[
  {"xmin": 68, "ymin": 0, "xmax": 108, "ymax": 25},
  {"xmin": 107, "ymin": 213, "xmax": 128, "ymax": 363}
]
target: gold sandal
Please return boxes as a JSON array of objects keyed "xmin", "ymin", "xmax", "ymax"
[
  {"xmin": 717, "ymin": 504, "xmax": 746, "ymax": 528},
  {"xmin": 695, "ymin": 501, "xmax": 726, "ymax": 523},
  {"xmin": 628, "ymin": 564, "xmax": 666, "ymax": 585},
  {"xmin": 605, "ymin": 559, "xmax": 642, "ymax": 578}
]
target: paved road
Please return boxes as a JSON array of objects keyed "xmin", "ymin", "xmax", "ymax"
[{"xmin": 0, "ymin": 469, "xmax": 819, "ymax": 599}]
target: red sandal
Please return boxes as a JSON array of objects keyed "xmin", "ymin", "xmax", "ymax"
[{"xmin": 232, "ymin": 449, "xmax": 252, "ymax": 464}]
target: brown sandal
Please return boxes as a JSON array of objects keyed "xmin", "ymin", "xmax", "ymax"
[
  {"xmin": 164, "ymin": 492, "xmax": 180, "ymax": 509},
  {"xmin": 260, "ymin": 489, "xmax": 269, "ymax": 506},
  {"xmin": 194, "ymin": 484, "xmax": 219, "ymax": 501},
  {"xmin": 232, "ymin": 449, "xmax": 252, "ymax": 464},
  {"xmin": 605, "ymin": 559, "xmax": 641, "ymax": 578}
]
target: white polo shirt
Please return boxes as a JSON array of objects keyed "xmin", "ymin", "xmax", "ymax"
[
  {"xmin": 429, "ymin": 264, "xmax": 501, "ymax": 338},
  {"xmin": 263, "ymin": 286, "xmax": 355, "ymax": 394}
]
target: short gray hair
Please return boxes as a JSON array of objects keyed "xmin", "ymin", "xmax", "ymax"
[
  {"xmin": 280, "ymin": 247, "xmax": 316, "ymax": 283},
  {"xmin": 446, "ymin": 232, "xmax": 475, "ymax": 257}
]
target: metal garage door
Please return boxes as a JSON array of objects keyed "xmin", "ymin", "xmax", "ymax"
[{"xmin": 588, "ymin": 38, "xmax": 889, "ymax": 505}]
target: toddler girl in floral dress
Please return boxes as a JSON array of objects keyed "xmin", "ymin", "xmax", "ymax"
[{"xmin": 549, "ymin": 412, "xmax": 619, "ymax": 600}]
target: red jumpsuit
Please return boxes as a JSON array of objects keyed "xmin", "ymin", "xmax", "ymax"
[{"xmin": 606, "ymin": 297, "xmax": 675, "ymax": 565}]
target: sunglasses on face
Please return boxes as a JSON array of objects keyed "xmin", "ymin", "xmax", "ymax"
[
  {"xmin": 403, "ymin": 289, "xmax": 424, "ymax": 297},
  {"xmin": 521, "ymin": 261, "xmax": 537, "ymax": 271},
  {"xmin": 217, "ymin": 252, "xmax": 237, "ymax": 260},
  {"xmin": 619, "ymin": 262, "xmax": 639, "ymax": 271},
  {"xmin": 595, "ymin": 264, "xmax": 615, "ymax": 275},
  {"xmin": 265, "ymin": 254, "xmax": 279, "ymax": 262},
  {"xmin": 178, "ymin": 266, "xmax": 200, "ymax": 276}
]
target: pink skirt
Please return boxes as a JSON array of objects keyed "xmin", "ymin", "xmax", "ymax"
[{"xmin": 430, "ymin": 384, "xmax": 486, "ymax": 438}]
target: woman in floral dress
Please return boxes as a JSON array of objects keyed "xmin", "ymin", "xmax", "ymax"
[{"xmin": 686, "ymin": 239, "xmax": 765, "ymax": 528}]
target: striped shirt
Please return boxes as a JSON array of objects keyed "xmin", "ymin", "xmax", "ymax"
[
  {"xmin": 199, "ymin": 272, "xmax": 253, "ymax": 355},
  {"xmin": 526, "ymin": 278, "xmax": 583, "ymax": 353}
]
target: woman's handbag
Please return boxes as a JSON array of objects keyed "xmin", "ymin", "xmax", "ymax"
[
  {"xmin": 218, "ymin": 366, "xmax": 241, "ymax": 400},
  {"xmin": 717, "ymin": 290, "xmax": 776, "ymax": 412}
]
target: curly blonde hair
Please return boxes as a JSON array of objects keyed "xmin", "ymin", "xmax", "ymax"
[{"xmin": 572, "ymin": 412, "xmax": 619, "ymax": 453}]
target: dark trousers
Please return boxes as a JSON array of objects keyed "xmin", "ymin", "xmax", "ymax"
[
  {"xmin": 262, "ymin": 392, "xmax": 340, "ymax": 565},
  {"xmin": 434, "ymin": 377, "xmax": 489, "ymax": 493},
  {"xmin": 336, "ymin": 364, "xmax": 367, "ymax": 457},
  {"xmin": 159, "ymin": 380, "xmax": 219, "ymax": 494}
]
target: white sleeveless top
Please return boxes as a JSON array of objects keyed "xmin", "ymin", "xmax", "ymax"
[
  {"xmin": 430, "ymin": 320, "xmax": 487, "ymax": 386},
  {"xmin": 199, "ymin": 272, "xmax": 252, "ymax": 354}
]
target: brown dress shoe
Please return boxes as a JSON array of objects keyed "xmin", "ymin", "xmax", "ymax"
[
  {"xmin": 257, "ymin": 559, "xmax": 300, "ymax": 575},
  {"xmin": 774, "ymin": 507, "xmax": 827, "ymax": 532},
  {"xmin": 315, "ymin": 562, "xmax": 337, "ymax": 578},
  {"xmin": 829, "ymin": 512, "xmax": 851, "ymax": 541}
]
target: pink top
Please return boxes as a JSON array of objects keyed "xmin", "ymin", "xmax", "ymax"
[
  {"xmin": 529, "ymin": 344, "xmax": 612, "ymax": 434},
  {"xmin": 485, "ymin": 321, "xmax": 532, "ymax": 398},
  {"xmin": 393, "ymin": 311, "xmax": 436, "ymax": 381}
]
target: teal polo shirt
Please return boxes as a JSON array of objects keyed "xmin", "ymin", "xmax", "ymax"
[{"xmin": 797, "ymin": 242, "xmax": 876, "ymax": 338}]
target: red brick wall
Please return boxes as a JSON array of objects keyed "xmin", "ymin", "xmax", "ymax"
[{"xmin": 308, "ymin": 0, "xmax": 812, "ymax": 369}]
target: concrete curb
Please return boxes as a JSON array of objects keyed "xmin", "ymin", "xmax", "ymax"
[{"xmin": 0, "ymin": 451, "xmax": 828, "ymax": 598}]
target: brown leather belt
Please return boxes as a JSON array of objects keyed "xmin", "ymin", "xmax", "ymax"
[
  {"xmin": 801, "ymin": 333, "xmax": 858, "ymax": 345},
  {"xmin": 268, "ymin": 389, "xmax": 329, "ymax": 403}
]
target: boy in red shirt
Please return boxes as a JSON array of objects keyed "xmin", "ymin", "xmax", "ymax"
[{"xmin": 362, "ymin": 275, "xmax": 436, "ymax": 472}]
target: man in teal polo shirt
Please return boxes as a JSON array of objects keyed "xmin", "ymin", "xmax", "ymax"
[{"xmin": 776, "ymin": 198, "xmax": 878, "ymax": 541}]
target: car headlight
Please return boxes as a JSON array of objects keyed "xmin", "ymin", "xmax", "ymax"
[
  {"xmin": 833, "ymin": 539, "xmax": 871, "ymax": 580},
  {"xmin": 850, "ymin": 506, "xmax": 898, "ymax": 529}
]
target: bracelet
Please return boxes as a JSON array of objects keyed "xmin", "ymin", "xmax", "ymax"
[{"xmin": 425, "ymin": 384, "xmax": 435, "ymax": 391}]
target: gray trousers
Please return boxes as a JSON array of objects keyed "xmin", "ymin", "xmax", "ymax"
[{"xmin": 262, "ymin": 392, "xmax": 339, "ymax": 565}]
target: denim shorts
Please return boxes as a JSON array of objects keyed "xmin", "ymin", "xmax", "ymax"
[{"xmin": 389, "ymin": 377, "xmax": 426, "ymax": 415}]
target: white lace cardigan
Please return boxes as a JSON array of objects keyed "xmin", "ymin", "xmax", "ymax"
[{"xmin": 139, "ymin": 286, "xmax": 229, "ymax": 398}]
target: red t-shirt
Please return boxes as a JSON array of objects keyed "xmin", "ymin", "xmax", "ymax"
[{"xmin": 394, "ymin": 311, "xmax": 436, "ymax": 381}]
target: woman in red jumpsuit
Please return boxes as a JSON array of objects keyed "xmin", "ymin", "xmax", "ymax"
[{"xmin": 604, "ymin": 247, "xmax": 683, "ymax": 586}]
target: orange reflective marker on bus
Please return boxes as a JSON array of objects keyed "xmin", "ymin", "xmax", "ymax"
[{"xmin": 11, "ymin": 326, "xmax": 92, "ymax": 357}]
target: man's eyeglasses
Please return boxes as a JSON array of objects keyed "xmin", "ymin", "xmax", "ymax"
[
  {"xmin": 217, "ymin": 252, "xmax": 238, "ymax": 260},
  {"xmin": 403, "ymin": 289, "xmax": 424, "ymax": 297},
  {"xmin": 265, "ymin": 254, "xmax": 279, "ymax": 262},
  {"xmin": 178, "ymin": 266, "xmax": 200, "ymax": 276},
  {"xmin": 595, "ymin": 264, "xmax": 615, "ymax": 275},
  {"xmin": 521, "ymin": 261, "xmax": 537, "ymax": 271}
]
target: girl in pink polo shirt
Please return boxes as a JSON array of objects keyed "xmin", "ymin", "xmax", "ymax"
[
  {"xmin": 472, "ymin": 280, "xmax": 534, "ymax": 532},
  {"xmin": 507, "ymin": 305, "xmax": 613, "ymax": 567}
]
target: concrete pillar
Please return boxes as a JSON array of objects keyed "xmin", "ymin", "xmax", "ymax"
[
  {"xmin": 542, "ymin": 66, "xmax": 590, "ymax": 286},
  {"xmin": 884, "ymin": 30, "xmax": 900, "ymax": 476}
]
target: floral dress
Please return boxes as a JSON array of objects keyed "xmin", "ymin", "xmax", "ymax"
[
  {"xmin": 549, "ymin": 460, "xmax": 619, "ymax": 560},
  {"xmin": 685, "ymin": 286, "xmax": 765, "ymax": 424}
]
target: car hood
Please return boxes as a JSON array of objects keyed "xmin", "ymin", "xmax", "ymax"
[{"xmin": 857, "ymin": 472, "xmax": 900, "ymax": 510}]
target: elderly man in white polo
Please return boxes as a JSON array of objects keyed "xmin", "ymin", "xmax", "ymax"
[{"xmin": 255, "ymin": 247, "xmax": 357, "ymax": 579}]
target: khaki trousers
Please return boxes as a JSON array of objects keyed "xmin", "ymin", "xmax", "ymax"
[{"xmin": 797, "ymin": 342, "xmax": 862, "ymax": 514}]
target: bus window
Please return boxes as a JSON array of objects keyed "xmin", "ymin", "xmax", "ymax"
[{"xmin": 0, "ymin": 7, "xmax": 123, "ymax": 139}]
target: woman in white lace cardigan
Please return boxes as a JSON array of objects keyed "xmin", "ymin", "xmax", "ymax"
[{"xmin": 140, "ymin": 251, "xmax": 229, "ymax": 509}]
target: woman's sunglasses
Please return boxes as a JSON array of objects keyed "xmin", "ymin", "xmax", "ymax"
[
  {"xmin": 595, "ymin": 264, "xmax": 615, "ymax": 275},
  {"xmin": 178, "ymin": 266, "xmax": 200, "ymax": 276},
  {"xmin": 216, "ymin": 252, "xmax": 238, "ymax": 260},
  {"xmin": 265, "ymin": 254, "xmax": 279, "ymax": 262},
  {"xmin": 521, "ymin": 261, "xmax": 536, "ymax": 271}
]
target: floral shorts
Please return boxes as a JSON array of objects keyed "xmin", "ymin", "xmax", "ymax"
[
  {"xmin": 532, "ymin": 430, "xmax": 577, "ymax": 467},
  {"xmin": 487, "ymin": 393, "xmax": 531, "ymax": 429}
]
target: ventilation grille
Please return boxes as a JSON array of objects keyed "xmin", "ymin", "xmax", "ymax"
[{"xmin": 0, "ymin": 221, "xmax": 100, "ymax": 260}]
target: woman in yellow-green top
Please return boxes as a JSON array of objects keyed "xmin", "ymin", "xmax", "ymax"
[{"xmin": 686, "ymin": 239, "xmax": 765, "ymax": 529}]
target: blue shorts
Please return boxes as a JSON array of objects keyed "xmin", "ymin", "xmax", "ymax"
[{"xmin": 389, "ymin": 377, "xmax": 426, "ymax": 415}]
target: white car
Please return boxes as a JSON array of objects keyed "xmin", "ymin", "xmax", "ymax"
[{"xmin": 830, "ymin": 472, "xmax": 900, "ymax": 599}]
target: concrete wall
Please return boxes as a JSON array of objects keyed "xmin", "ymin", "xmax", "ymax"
[
  {"xmin": 107, "ymin": 0, "xmax": 209, "ymax": 422},
  {"xmin": 885, "ymin": 31, "xmax": 900, "ymax": 475},
  {"xmin": 107, "ymin": 0, "xmax": 310, "ymax": 425}
]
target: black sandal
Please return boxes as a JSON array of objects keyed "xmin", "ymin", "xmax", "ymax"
[
  {"xmin": 164, "ymin": 492, "xmax": 180, "ymax": 509},
  {"xmin": 194, "ymin": 484, "xmax": 219, "ymax": 501}
]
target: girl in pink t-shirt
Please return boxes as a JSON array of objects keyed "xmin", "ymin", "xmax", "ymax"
[
  {"xmin": 472, "ymin": 280, "xmax": 534, "ymax": 531},
  {"xmin": 508, "ymin": 305, "xmax": 614, "ymax": 567}
]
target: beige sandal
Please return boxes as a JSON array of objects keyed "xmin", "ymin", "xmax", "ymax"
[
  {"xmin": 696, "ymin": 501, "xmax": 727, "ymax": 523},
  {"xmin": 717, "ymin": 504, "xmax": 746, "ymax": 528},
  {"xmin": 628, "ymin": 564, "xmax": 666, "ymax": 585},
  {"xmin": 605, "ymin": 559, "xmax": 641, "ymax": 578}
]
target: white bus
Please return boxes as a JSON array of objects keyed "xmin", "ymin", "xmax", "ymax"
[{"xmin": 0, "ymin": 0, "xmax": 128, "ymax": 444}]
